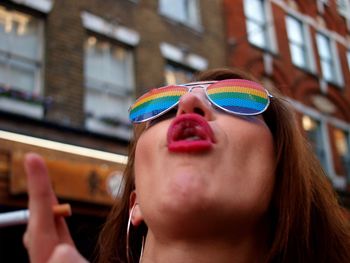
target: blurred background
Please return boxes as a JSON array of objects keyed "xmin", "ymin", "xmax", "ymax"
[{"xmin": 0, "ymin": 0, "xmax": 349, "ymax": 261}]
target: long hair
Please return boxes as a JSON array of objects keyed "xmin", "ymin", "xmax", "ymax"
[{"xmin": 96, "ymin": 68, "xmax": 350, "ymax": 263}]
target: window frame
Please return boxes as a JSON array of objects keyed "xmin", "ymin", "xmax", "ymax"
[
  {"xmin": 289, "ymin": 99, "xmax": 333, "ymax": 175},
  {"xmin": 243, "ymin": 0, "xmax": 277, "ymax": 53},
  {"xmin": 158, "ymin": 0, "xmax": 202, "ymax": 30},
  {"xmin": 290, "ymin": 97, "xmax": 350, "ymax": 189},
  {"xmin": 330, "ymin": 125, "xmax": 350, "ymax": 180},
  {"xmin": 83, "ymin": 33, "xmax": 135, "ymax": 139},
  {"xmin": 164, "ymin": 61, "xmax": 195, "ymax": 85},
  {"xmin": 337, "ymin": 0, "xmax": 350, "ymax": 18},
  {"xmin": 80, "ymin": 11, "xmax": 139, "ymax": 139},
  {"xmin": 0, "ymin": 5, "xmax": 45, "ymax": 118},
  {"xmin": 285, "ymin": 14, "xmax": 316, "ymax": 72},
  {"xmin": 315, "ymin": 32, "xmax": 344, "ymax": 87},
  {"xmin": 327, "ymin": 117, "xmax": 350, "ymax": 189},
  {"xmin": 301, "ymin": 114, "xmax": 331, "ymax": 172},
  {"xmin": 159, "ymin": 42, "xmax": 208, "ymax": 72}
]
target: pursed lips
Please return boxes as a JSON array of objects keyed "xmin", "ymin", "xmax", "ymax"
[{"xmin": 167, "ymin": 113, "xmax": 216, "ymax": 152}]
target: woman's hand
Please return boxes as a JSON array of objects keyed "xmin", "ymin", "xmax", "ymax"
[{"xmin": 23, "ymin": 153, "xmax": 88, "ymax": 263}]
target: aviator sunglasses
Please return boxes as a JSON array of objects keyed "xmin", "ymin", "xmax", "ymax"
[{"xmin": 129, "ymin": 79, "xmax": 273, "ymax": 123}]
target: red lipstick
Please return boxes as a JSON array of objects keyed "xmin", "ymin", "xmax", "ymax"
[{"xmin": 167, "ymin": 113, "xmax": 215, "ymax": 152}]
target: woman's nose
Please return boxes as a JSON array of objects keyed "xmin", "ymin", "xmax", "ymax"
[{"xmin": 176, "ymin": 89, "xmax": 214, "ymax": 120}]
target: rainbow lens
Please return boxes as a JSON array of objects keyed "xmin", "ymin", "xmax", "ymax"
[
  {"xmin": 129, "ymin": 86, "xmax": 188, "ymax": 123},
  {"xmin": 206, "ymin": 79, "xmax": 269, "ymax": 115}
]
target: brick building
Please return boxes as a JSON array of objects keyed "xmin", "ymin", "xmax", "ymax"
[
  {"xmin": 1, "ymin": 0, "xmax": 349, "ymax": 261},
  {"xmin": 0, "ymin": 0, "xmax": 226, "ymax": 261},
  {"xmin": 224, "ymin": 0, "xmax": 350, "ymax": 204}
]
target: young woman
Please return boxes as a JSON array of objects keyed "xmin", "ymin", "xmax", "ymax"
[{"xmin": 24, "ymin": 68, "xmax": 350, "ymax": 263}]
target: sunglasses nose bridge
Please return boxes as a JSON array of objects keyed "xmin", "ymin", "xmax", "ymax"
[
  {"xmin": 185, "ymin": 85, "xmax": 209, "ymax": 100},
  {"xmin": 182, "ymin": 85, "xmax": 210, "ymax": 103},
  {"xmin": 187, "ymin": 85, "xmax": 206, "ymax": 92},
  {"xmin": 176, "ymin": 86, "xmax": 214, "ymax": 120}
]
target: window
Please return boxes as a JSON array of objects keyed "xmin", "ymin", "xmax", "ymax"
[
  {"xmin": 159, "ymin": 0, "xmax": 200, "ymax": 28},
  {"xmin": 337, "ymin": 0, "xmax": 350, "ymax": 17},
  {"xmin": 0, "ymin": 6, "xmax": 43, "ymax": 96},
  {"xmin": 84, "ymin": 36, "xmax": 134, "ymax": 139},
  {"xmin": 337, "ymin": 0, "xmax": 347, "ymax": 9},
  {"xmin": 331, "ymin": 127, "xmax": 350, "ymax": 179},
  {"xmin": 164, "ymin": 63, "xmax": 194, "ymax": 85},
  {"xmin": 347, "ymin": 50, "xmax": 350, "ymax": 70},
  {"xmin": 302, "ymin": 115, "xmax": 328, "ymax": 169},
  {"xmin": 316, "ymin": 33, "xmax": 342, "ymax": 85},
  {"xmin": 286, "ymin": 16, "xmax": 313, "ymax": 70},
  {"xmin": 244, "ymin": 0, "xmax": 271, "ymax": 50}
]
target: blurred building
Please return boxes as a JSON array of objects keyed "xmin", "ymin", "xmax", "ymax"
[
  {"xmin": 224, "ymin": 0, "xmax": 350, "ymax": 205},
  {"xmin": 1, "ymin": 0, "xmax": 349, "ymax": 261},
  {"xmin": 0, "ymin": 0, "xmax": 226, "ymax": 261}
]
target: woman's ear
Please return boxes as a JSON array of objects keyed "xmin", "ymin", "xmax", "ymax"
[{"xmin": 129, "ymin": 191, "xmax": 144, "ymax": 227}]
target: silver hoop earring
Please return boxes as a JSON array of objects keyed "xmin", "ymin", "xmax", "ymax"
[{"xmin": 126, "ymin": 204, "xmax": 145, "ymax": 263}]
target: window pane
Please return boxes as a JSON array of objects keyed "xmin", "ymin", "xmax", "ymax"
[
  {"xmin": 0, "ymin": 7, "xmax": 41, "ymax": 60},
  {"xmin": 8, "ymin": 58, "xmax": 36, "ymax": 92},
  {"xmin": 316, "ymin": 33, "xmax": 331, "ymax": 59},
  {"xmin": 316, "ymin": 33, "xmax": 337, "ymax": 81},
  {"xmin": 160, "ymin": 0, "xmax": 186, "ymax": 22},
  {"xmin": 13, "ymin": 18, "xmax": 40, "ymax": 59},
  {"xmin": 332, "ymin": 127, "xmax": 350, "ymax": 178},
  {"xmin": 85, "ymin": 89, "xmax": 132, "ymax": 122},
  {"xmin": 84, "ymin": 35, "xmax": 135, "ymax": 137},
  {"xmin": 85, "ymin": 37, "xmax": 133, "ymax": 92},
  {"xmin": 286, "ymin": 16, "xmax": 303, "ymax": 45},
  {"xmin": 159, "ymin": 0, "xmax": 199, "ymax": 27},
  {"xmin": 244, "ymin": 0, "xmax": 269, "ymax": 49},
  {"xmin": 320, "ymin": 60, "xmax": 334, "ymax": 81},
  {"xmin": 302, "ymin": 115, "xmax": 328, "ymax": 169},
  {"xmin": 244, "ymin": 0, "xmax": 265, "ymax": 23},
  {"xmin": 290, "ymin": 44, "xmax": 306, "ymax": 68},
  {"xmin": 246, "ymin": 21, "xmax": 266, "ymax": 48},
  {"xmin": 337, "ymin": 0, "xmax": 348, "ymax": 10},
  {"xmin": 164, "ymin": 63, "xmax": 194, "ymax": 85},
  {"xmin": 0, "ymin": 6, "xmax": 42, "ymax": 94},
  {"xmin": 0, "ymin": 53, "xmax": 7, "ymax": 84},
  {"xmin": 186, "ymin": 0, "xmax": 200, "ymax": 26}
]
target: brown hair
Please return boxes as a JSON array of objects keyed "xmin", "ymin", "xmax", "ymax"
[{"xmin": 95, "ymin": 68, "xmax": 350, "ymax": 263}]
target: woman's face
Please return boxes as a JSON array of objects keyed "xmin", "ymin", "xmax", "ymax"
[{"xmin": 133, "ymin": 86, "xmax": 276, "ymax": 235}]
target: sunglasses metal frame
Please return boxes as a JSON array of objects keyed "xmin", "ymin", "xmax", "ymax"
[{"xmin": 129, "ymin": 79, "xmax": 274, "ymax": 123}]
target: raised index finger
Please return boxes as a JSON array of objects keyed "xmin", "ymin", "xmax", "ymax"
[{"xmin": 24, "ymin": 153, "xmax": 58, "ymax": 235}]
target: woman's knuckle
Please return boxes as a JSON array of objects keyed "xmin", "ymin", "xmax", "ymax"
[
  {"xmin": 52, "ymin": 244, "xmax": 72, "ymax": 257},
  {"xmin": 22, "ymin": 232, "xmax": 29, "ymax": 248}
]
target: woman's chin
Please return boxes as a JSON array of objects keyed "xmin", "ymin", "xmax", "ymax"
[
  {"xmin": 165, "ymin": 171, "xmax": 209, "ymax": 203},
  {"xmin": 157, "ymin": 177, "xmax": 212, "ymax": 219}
]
